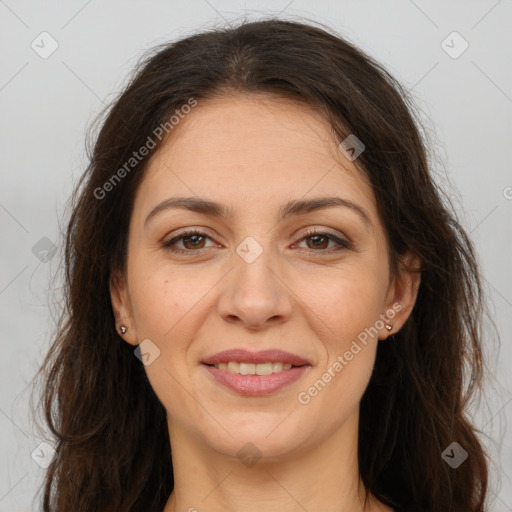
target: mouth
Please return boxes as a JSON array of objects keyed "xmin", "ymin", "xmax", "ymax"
[
  {"xmin": 201, "ymin": 348, "xmax": 311, "ymax": 367},
  {"xmin": 202, "ymin": 361, "xmax": 307, "ymax": 375},
  {"xmin": 200, "ymin": 349, "xmax": 311, "ymax": 395}
]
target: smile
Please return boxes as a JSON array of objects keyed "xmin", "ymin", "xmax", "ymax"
[
  {"xmin": 202, "ymin": 362, "xmax": 311, "ymax": 395},
  {"xmin": 212, "ymin": 361, "xmax": 294, "ymax": 374}
]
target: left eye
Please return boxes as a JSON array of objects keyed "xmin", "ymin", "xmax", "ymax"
[
  {"xmin": 162, "ymin": 228, "xmax": 352, "ymax": 255},
  {"xmin": 162, "ymin": 229, "xmax": 217, "ymax": 253},
  {"xmin": 295, "ymin": 228, "xmax": 352, "ymax": 252}
]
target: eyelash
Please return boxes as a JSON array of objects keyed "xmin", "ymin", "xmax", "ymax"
[{"xmin": 161, "ymin": 228, "xmax": 353, "ymax": 255}]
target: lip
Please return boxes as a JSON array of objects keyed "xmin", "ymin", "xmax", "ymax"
[
  {"xmin": 202, "ymin": 364, "xmax": 311, "ymax": 395},
  {"xmin": 201, "ymin": 348, "xmax": 310, "ymax": 366},
  {"xmin": 201, "ymin": 349, "xmax": 312, "ymax": 396}
]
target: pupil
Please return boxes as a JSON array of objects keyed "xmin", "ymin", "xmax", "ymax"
[
  {"xmin": 185, "ymin": 235, "xmax": 203, "ymax": 248},
  {"xmin": 309, "ymin": 235, "xmax": 327, "ymax": 249}
]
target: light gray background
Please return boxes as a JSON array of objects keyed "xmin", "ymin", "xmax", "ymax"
[{"xmin": 1, "ymin": 1, "xmax": 511, "ymax": 510}]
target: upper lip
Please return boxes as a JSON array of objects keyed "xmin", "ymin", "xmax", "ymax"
[{"xmin": 202, "ymin": 349, "xmax": 311, "ymax": 366}]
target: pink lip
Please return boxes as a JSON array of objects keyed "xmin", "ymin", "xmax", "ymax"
[
  {"xmin": 202, "ymin": 364, "xmax": 310, "ymax": 395},
  {"xmin": 201, "ymin": 348, "xmax": 310, "ymax": 366}
]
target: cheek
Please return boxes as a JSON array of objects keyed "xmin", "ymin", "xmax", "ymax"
[
  {"xmin": 297, "ymin": 282, "xmax": 381, "ymax": 420},
  {"xmin": 127, "ymin": 262, "xmax": 214, "ymax": 339},
  {"xmin": 296, "ymin": 264, "xmax": 387, "ymax": 396},
  {"xmin": 299, "ymin": 263, "xmax": 388, "ymax": 342}
]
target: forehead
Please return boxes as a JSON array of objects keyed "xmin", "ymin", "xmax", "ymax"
[{"xmin": 133, "ymin": 94, "xmax": 379, "ymax": 227}]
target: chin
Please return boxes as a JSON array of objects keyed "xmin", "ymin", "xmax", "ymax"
[{"xmin": 202, "ymin": 416, "xmax": 312, "ymax": 461}]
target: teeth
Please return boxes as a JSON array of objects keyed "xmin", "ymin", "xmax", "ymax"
[
  {"xmin": 214, "ymin": 362, "xmax": 293, "ymax": 374},
  {"xmin": 272, "ymin": 362, "xmax": 284, "ymax": 373}
]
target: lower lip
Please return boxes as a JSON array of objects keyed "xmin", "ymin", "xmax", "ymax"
[{"xmin": 202, "ymin": 364, "xmax": 310, "ymax": 395}]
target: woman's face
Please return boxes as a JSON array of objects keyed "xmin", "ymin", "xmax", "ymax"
[{"xmin": 111, "ymin": 94, "xmax": 419, "ymax": 460}]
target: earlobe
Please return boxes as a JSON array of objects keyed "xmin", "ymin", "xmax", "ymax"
[
  {"xmin": 109, "ymin": 271, "xmax": 138, "ymax": 345},
  {"xmin": 381, "ymin": 252, "xmax": 422, "ymax": 340}
]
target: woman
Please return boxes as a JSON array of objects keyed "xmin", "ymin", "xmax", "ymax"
[{"xmin": 34, "ymin": 17, "xmax": 489, "ymax": 512}]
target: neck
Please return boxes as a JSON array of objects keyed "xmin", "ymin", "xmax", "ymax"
[{"xmin": 163, "ymin": 410, "xmax": 391, "ymax": 512}]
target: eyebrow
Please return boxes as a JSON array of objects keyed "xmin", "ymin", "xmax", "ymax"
[{"xmin": 144, "ymin": 196, "xmax": 372, "ymax": 228}]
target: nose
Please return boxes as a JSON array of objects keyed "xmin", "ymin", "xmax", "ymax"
[{"xmin": 217, "ymin": 250, "xmax": 293, "ymax": 331}]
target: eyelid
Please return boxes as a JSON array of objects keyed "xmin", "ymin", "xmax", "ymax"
[
  {"xmin": 162, "ymin": 227, "xmax": 220, "ymax": 248},
  {"xmin": 162, "ymin": 226, "xmax": 354, "ymax": 254},
  {"xmin": 293, "ymin": 227, "xmax": 353, "ymax": 251}
]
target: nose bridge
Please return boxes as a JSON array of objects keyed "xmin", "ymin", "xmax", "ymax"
[
  {"xmin": 217, "ymin": 232, "xmax": 293, "ymax": 327},
  {"xmin": 235, "ymin": 237, "xmax": 276, "ymax": 292},
  {"xmin": 233, "ymin": 233, "xmax": 281, "ymax": 297}
]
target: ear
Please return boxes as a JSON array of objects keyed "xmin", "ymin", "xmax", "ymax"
[
  {"xmin": 109, "ymin": 270, "xmax": 138, "ymax": 346},
  {"xmin": 380, "ymin": 251, "xmax": 421, "ymax": 340}
]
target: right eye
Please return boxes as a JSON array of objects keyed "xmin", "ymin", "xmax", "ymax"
[{"xmin": 161, "ymin": 229, "xmax": 219, "ymax": 254}]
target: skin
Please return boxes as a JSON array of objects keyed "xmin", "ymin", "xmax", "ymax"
[{"xmin": 110, "ymin": 93, "xmax": 421, "ymax": 512}]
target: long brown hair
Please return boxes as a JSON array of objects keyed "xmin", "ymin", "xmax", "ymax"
[{"xmin": 32, "ymin": 17, "xmax": 490, "ymax": 511}]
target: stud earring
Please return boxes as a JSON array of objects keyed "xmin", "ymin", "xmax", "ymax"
[
  {"xmin": 119, "ymin": 326, "xmax": 127, "ymax": 335},
  {"xmin": 384, "ymin": 323, "xmax": 393, "ymax": 332}
]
